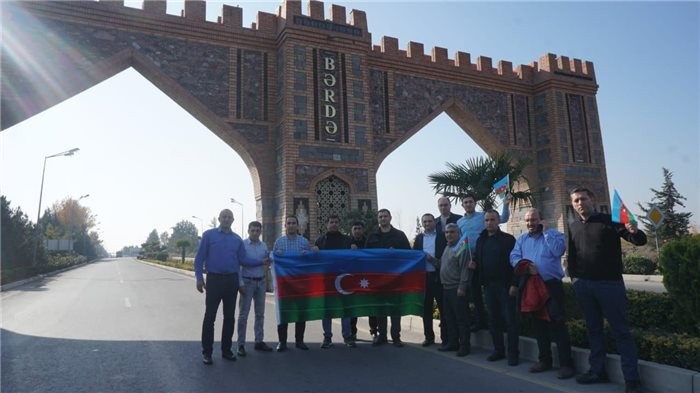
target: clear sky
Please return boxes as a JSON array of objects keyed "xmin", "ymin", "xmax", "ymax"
[{"xmin": 2, "ymin": 1, "xmax": 698, "ymax": 253}]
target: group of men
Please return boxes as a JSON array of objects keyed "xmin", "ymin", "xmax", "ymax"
[{"xmin": 193, "ymin": 186, "xmax": 646, "ymax": 393}]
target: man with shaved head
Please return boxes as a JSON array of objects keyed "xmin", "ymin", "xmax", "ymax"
[
  {"xmin": 436, "ymin": 197, "xmax": 462, "ymax": 233},
  {"xmin": 195, "ymin": 209, "xmax": 265, "ymax": 365}
]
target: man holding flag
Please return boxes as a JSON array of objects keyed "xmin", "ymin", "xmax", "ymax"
[
  {"xmin": 439, "ymin": 223, "xmax": 471, "ymax": 356},
  {"xmin": 567, "ymin": 188, "xmax": 646, "ymax": 393}
]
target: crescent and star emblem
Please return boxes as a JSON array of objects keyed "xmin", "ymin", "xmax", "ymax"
[{"xmin": 334, "ymin": 273, "xmax": 354, "ymax": 295}]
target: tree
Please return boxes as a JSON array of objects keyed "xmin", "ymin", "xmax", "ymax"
[
  {"xmin": 175, "ymin": 239, "xmax": 191, "ymax": 263},
  {"xmin": 159, "ymin": 231, "xmax": 170, "ymax": 247},
  {"xmin": 146, "ymin": 229, "xmax": 160, "ymax": 245},
  {"xmin": 169, "ymin": 220, "xmax": 199, "ymax": 256},
  {"xmin": 140, "ymin": 229, "xmax": 164, "ymax": 260},
  {"xmin": 638, "ymin": 168, "xmax": 693, "ymax": 244},
  {"xmin": 1, "ymin": 196, "xmax": 43, "ymax": 270},
  {"xmin": 428, "ymin": 152, "xmax": 533, "ymax": 211}
]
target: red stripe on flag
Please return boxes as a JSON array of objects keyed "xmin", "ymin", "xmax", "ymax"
[{"xmin": 276, "ymin": 271, "xmax": 425, "ymax": 299}]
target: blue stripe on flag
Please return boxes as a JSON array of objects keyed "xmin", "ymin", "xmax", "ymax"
[{"xmin": 273, "ymin": 249, "xmax": 426, "ymax": 277}]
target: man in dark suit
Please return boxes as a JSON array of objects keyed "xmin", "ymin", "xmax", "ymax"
[
  {"xmin": 436, "ymin": 197, "xmax": 462, "ymax": 233},
  {"xmin": 413, "ymin": 213, "xmax": 447, "ymax": 347}
]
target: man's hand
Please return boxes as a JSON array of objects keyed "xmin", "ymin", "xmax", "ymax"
[
  {"xmin": 238, "ymin": 286, "xmax": 245, "ymax": 296},
  {"xmin": 196, "ymin": 279, "xmax": 206, "ymax": 293},
  {"xmin": 527, "ymin": 264, "xmax": 538, "ymax": 275},
  {"xmin": 508, "ymin": 285, "xmax": 518, "ymax": 297},
  {"xmin": 504, "ymin": 193, "xmax": 512, "ymax": 205},
  {"xmin": 468, "ymin": 260, "xmax": 476, "ymax": 270},
  {"xmin": 350, "ymin": 244, "xmax": 358, "ymax": 250},
  {"xmin": 311, "ymin": 246, "xmax": 320, "ymax": 252},
  {"xmin": 625, "ymin": 222, "xmax": 638, "ymax": 234},
  {"xmin": 262, "ymin": 256, "xmax": 271, "ymax": 268},
  {"xmin": 457, "ymin": 287, "xmax": 466, "ymax": 297}
]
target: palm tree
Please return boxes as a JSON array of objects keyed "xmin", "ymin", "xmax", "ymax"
[
  {"xmin": 428, "ymin": 152, "xmax": 533, "ymax": 211},
  {"xmin": 175, "ymin": 239, "xmax": 191, "ymax": 263}
]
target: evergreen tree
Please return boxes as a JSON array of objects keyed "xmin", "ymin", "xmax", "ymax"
[
  {"xmin": 638, "ymin": 167, "xmax": 692, "ymax": 244},
  {"xmin": 146, "ymin": 229, "xmax": 160, "ymax": 245}
]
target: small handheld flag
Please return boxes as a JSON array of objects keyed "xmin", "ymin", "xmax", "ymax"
[
  {"xmin": 612, "ymin": 189, "xmax": 637, "ymax": 225},
  {"xmin": 492, "ymin": 174, "xmax": 509, "ymax": 199},
  {"xmin": 453, "ymin": 232, "xmax": 469, "ymax": 256}
]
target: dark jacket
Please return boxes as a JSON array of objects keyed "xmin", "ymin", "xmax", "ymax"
[
  {"xmin": 474, "ymin": 228, "xmax": 516, "ymax": 286},
  {"xmin": 365, "ymin": 226, "xmax": 410, "ymax": 250},
  {"xmin": 413, "ymin": 231, "xmax": 448, "ymax": 259},
  {"xmin": 350, "ymin": 235, "xmax": 367, "ymax": 249},
  {"xmin": 567, "ymin": 213, "xmax": 647, "ymax": 280},
  {"xmin": 315, "ymin": 231, "xmax": 352, "ymax": 250},
  {"xmin": 435, "ymin": 212, "xmax": 462, "ymax": 233}
]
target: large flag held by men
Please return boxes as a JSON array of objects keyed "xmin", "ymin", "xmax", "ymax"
[{"xmin": 273, "ymin": 249, "xmax": 425, "ymax": 324}]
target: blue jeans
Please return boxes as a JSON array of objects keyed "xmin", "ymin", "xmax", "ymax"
[
  {"xmin": 573, "ymin": 279, "xmax": 639, "ymax": 381},
  {"xmin": 322, "ymin": 318, "xmax": 352, "ymax": 340},
  {"xmin": 237, "ymin": 277, "xmax": 267, "ymax": 346}
]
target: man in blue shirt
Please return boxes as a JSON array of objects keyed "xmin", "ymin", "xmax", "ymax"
[
  {"xmin": 457, "ymin": 193, "xmax": 511, "ymax": 331},
  {"xmin": 195, "ymin": 209, "xmax": 263, "ymax": 365},
  {"xmin": 236, "ymin": 221, "xmax": 272, "ymax": 357},
  {"xmin": 510, "ymin": 208, "xmax": 574, "ymax": 379}
]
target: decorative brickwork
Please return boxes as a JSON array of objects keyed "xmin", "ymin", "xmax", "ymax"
[{"xmin": 1, "ymin": 0, "xmax": 609, "ymax": 241}]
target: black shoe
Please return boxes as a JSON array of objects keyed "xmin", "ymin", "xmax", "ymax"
[
  {"xmin": 437, "ymin": 344, "xmax": 458, "ymax": 352},
  {"xmin": 421, "ymin": 338, "xmax": 435, "ymax": 347},
  {"xmin": 486, "ymin": 351, "xmax": 505, "ymax": 361},
  {"xmin": 558, "ymin": 366, "xmax": 575, "ymax": 379},
  {"xmin": 295, "ymin": 341, "xmax": 309, "ymax": 350},
  {"xmin": 236, "ymin": 345, "xmax": 246, "ymax": 357},
  {"xmin": 529, "ymin": 361, "xmax": 553, "ymax": 373},
  {"xmin": 507, "ymin": 355, "xmax": 519, "ymax": 366},
  {"xmin": 221, "ymin": 351, "xmax": 237, "ymax": 361},
  {"xmin": 320, "ymin": 337, "xmax": 333, "ymax": 349},
  {"xmin": 576, "ymin": 370, "xmax": 609, "ymax": 384},
  {"xmin": 392, "ymin": 339, "xmax": 404, "ymax": 347},
  {"xmin": 344, "ymin": 338, "xmax": 357, "ymax": 348},
  {"xmin": 625, "ymin": 380, "xmax": 642, "ymax": 393},
  {"xmin": 202, "ymin": 353, "xmax": 213, "ymax": 365},
  {"xmin": 276, "ymin": 342, "xmax": 287, "ymax": 352},
  {"xmin": 254, "ymin": 342, "xmax": 273, "ymax": 352},
  {"xmin": 456, "ymin": 345, "xmax": 470, "ymax": 357},
  {"xmin": 372, "ymin": 336, "xmax": 388, "ymax": 346}
]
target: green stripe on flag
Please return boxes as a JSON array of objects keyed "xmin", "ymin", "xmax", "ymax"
[{"xmin": 277, "ymin": 292, "xmax": 424, "ymax": 323}]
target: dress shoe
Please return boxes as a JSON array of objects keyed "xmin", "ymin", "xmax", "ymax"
[
  {"xmin": 507, "ymin": 355, "xmax": 519, "ymax": 366},
  {"xmin": 437, "ymin": 344, "xmax": 458, "ymax": 352},
  {"xmin": 392, "ymin": 339, "xmax": 404, "ymax": 347},
  {"xmin": 456, "ymin": 345, "xmax": 470, "ymax": 357},
  {"xmin": 558, "ymin": 366, "xmax": 575, "ymax": 379},
  {"xmin": 295, "ymin": 341, "xmax": 309, "ymax": 350},
  {"xmin": 222, "ymin": 351, "xmax": 237, "ymax": 361},
  {"xmin": 276, "ymin": 342, "xmax": 288, "ymax": 352},
  {"xmin": 486, "ymin": 351, "xmax": 505, "ymax": 361},
  {"xmin": 372, "ymin": 336, "xmax": 388, "ymax": 346},
  {"xmin": 344, "ymin": 338, "xmax": 357, "ymax": 348},
  {"xmin": 254, "ymin": 342, "xmax": 273, "ymax": 352},
  {"xmin": 237, "ymin": 345, "xmax": 247, "ymax": 357},
  {"xmin": 320, "ymin": 337, "xmax": 333, "ymax": 349},
  {"xmin": 625, "ymin": 380, "xmax": 642, "ymax": 393},
  {"xmin": 202, "ymin": 353, "xmax": 213, "ymax": 365},
  {"xmin": 576, "ymin": 370, "xmax": 609, "ymax": 384},
  {"xmin": 421, "ymin": 338, "xmax": 435, "ymax": 347},
  {"xmin": 529, "ymin": 361, "xmax": 553, "ymax": 373}
]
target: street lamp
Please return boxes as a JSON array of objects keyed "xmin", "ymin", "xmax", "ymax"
[
  {"xmin": 78, "ymin": 193, "xmax": 90, "ymax": 201},
  {"xmin": 33, "ymin": 147, "xmax": 80, "ymax": 266},
  {"xmin": 230, "ymin": 197, "xmax": 244, "ymax": 235},
  {"xmin": 191, "ymin": 215, "xmax": 204, "ymax": 235}
]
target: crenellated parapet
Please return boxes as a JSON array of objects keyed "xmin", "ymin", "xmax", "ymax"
[{"xmin": 371, "ymin": 36, "xmax": 595, "ymax": 85}]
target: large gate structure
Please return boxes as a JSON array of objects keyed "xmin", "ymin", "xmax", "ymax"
[{"xmin": 2, "ymin": 1, "xmax": 609, "ymax": 241}]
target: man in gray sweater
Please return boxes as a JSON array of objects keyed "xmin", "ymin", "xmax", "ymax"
[{"xmin": 439, "ymin": 223, "xmax": 471, "ymax": 356}]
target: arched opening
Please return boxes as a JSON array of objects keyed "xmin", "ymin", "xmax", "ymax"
[
  {"xmin": 314, "ymin": 175, "xmax": 351, "ymax": 237},
  {"xmin": 1, "ymin": 67, "xmax": 258, "ymax": 253}
]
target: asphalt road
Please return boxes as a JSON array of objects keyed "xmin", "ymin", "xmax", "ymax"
[{"xmin": 2, "ymin": 258, "xmax": 621, "ymax": 393}]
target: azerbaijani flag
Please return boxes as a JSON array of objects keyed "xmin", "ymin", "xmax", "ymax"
[
  {"xmin": 612, "ymin": 189, "xmax": 637, "ymax": 225},
  {"xmin": 492, "ymin": 174, "xmax": 510, "ymax": 198},
  {"xmin": 273, "ymin": 249, "xmax": 425, "ymax": 324},
  {"xmin": 453, "ymin": 232, "xmax": 469, "ymax": 257}
]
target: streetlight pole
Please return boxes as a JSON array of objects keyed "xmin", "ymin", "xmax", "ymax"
[
  {"xmin": 230, "ymin": 198, "xmax": 244, "ymax": 235},
  {"xmin": 33, "ymin": 147, "xmax": 80, "ymax": 266},
  {"xmin": 191, "ymin": 215, "xmax": 204, "ymax": 235},
  {"xmin": 72, "ymin": 194, "xmax": 90, "ymax": 252}
]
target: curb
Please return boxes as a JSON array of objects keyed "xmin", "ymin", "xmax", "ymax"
[
  {"xmin": 136, "ymin": 259, "xmax": 195, "ymax": 278},
  {"xmin": 0, "ymin": 259, "xmax": 98, "ymax": 292}
]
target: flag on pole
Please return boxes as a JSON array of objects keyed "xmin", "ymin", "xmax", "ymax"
[
  {"xmin": 492, "ymin": 174, "xmax": 510, "ymax": 199},
  {"xmin": 273, "ymin": 249, "xmax": 425, "ymax": 324},
  {"xmin": 612, "ymin": 189, "xmax": 637, "ymax": 225},
  {"xmin": 453, "ymin": 232, "xmax": 469, "ymax": 256}
]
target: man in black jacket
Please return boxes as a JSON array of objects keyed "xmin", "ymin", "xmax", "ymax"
[
  {"xmin": 365, "ymin": 208, "xmax": 411, "ymax": 347},
  {"xmin": 436, "ymin": 197, "xmax": 462, "ymax": 233},
  {"xmin": 568, "ymin": 188, "xmax": 646, "ymax": 393},
  {"xmin": 413, "ymin": 213, "xmax": 447, "ymax": 347},
  {"xmin": 349, "ymin": 221, "xmax": 367, "ymax": 339},
  {"xmin": 471, "ymin": 210, "xmax": 518, "ymax": 366}
]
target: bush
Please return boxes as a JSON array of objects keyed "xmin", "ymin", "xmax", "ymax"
[
  {"xmin": 659, "ymin": 235, "xmax": 700, "ymax": 335},
  {"xmin": 626, "ymin": 290, "xmax": 682, "ymax": 332},
  {"xmin": 156, "ymin": 251, "xmax": 169, "ymax": 262},
  {"xmin": 623, "ymin": 255, "xmax": 657, "ymax": 274}
]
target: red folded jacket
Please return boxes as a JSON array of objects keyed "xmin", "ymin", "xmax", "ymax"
[{"xmin": 515, "ymin": 259, "xmax": 550, "ymax": 321}]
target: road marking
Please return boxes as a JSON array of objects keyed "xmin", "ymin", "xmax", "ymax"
[{"xmin": 124, "ymin": 297, "xmax": 132, "ymax": 308}]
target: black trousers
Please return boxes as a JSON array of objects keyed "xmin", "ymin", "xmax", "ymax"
[
  {"xmin": 377, "ymin": 315, "xmax": 401, "ymax": 341},
  {"xmin": 442, "ymin": 287, "xmax": 470, "ymax": 348},
  {"xmin": 484, "ymin": 282, "xmax": 519, "ymax": 356},
  {"xmin": 201, "ymin": 273, "xmax": 239, "ymax": 355},
  {"xmin": 470, "ymin": 269, "xmax": 487, "ymax": 327},
  {"xmin": 534, "ymin": 279, "xmax": 573, "ymax": 367},
  {"xmin": 368, "ymin": 316, "xmax": 378, "ymax": 335},
  {"xmin": 277, "ymin": 322, "xmax": 306, "ymax": 344},
  {"xmin": 423, "ymin": 272, "xmax": 445, "ymax": 342}
]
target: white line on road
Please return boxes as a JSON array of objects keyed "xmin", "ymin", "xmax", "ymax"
[{"xmin": 124, "ymin": 297, "xmax": 132, "ymax": 308}]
